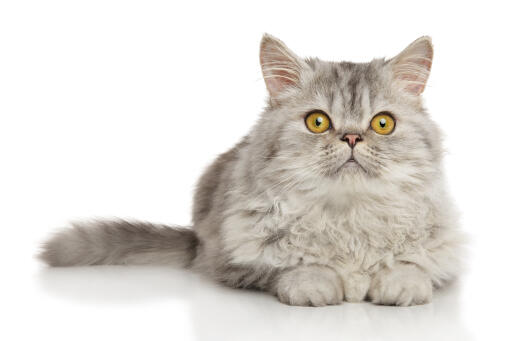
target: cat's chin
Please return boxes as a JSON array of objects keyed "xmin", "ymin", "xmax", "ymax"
[
  {"xmin": 344, "ymin": 160, "xmax": 360, "ymax": 167},
  {"xmin": 334, "ymin": 159, "xmax": 366, "ymax": 175}
]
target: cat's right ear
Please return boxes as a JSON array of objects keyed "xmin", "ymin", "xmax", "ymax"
[{"xmin": 260, "ymin": 34, "xmax": 306, "ymax": 100}]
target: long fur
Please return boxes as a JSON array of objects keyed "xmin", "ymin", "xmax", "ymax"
[
  {"xmin": 40, "ymin": 220, "xmax": 197, "ymax": 267},
  {"xmin": 40, "ymin": 34, "xmax": 466, "ymax": 307}
]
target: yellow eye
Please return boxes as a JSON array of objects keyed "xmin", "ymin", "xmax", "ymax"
[
  {"xmin": 305, "ymin": 112, "xmax": 331, "ymax": 133},
  {"xmin": 371, "ymin": 112, "xmax": 395, "ymax": 135}
]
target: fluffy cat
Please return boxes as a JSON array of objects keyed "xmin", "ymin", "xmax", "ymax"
[{"xmin": 40, "ymin": 34, "xmax": 465, "ymax": 306}]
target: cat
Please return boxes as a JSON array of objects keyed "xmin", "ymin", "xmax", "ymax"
[{"xmin": 40, "ymin": 34, "xmax": 465, "ymax": 307}]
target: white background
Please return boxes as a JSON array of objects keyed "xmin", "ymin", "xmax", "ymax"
[{"xmin": 1, "ymin": 1, "xmax": 511, "ymax": 340}]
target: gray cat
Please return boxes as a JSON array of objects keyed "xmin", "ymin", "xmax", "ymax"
[{"xmin": 40, "ymin": 34, "xmax": 465, "ymax": 306}]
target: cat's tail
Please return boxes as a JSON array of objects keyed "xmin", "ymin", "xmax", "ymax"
[{"xmin": 39, "ymin": 220, "xmax": 198, "ymax": 267}]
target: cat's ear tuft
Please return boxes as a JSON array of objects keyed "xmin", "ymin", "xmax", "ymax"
[
  {"xmin": 260, "ymin": 34, "xmax": 305, "ymax": 99},
  {"xmin": 389, "ymin": 36, "xmax": 433, "ymax": 96}
]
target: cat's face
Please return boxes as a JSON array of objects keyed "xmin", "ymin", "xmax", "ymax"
[{"xmin": 255, "ymin": 35, "xmax": 442, "ymax": 192}]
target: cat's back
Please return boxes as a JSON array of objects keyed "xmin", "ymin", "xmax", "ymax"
[{"xmin": 192, "ymin": 137, "xmax": 249, "ymax": 224}]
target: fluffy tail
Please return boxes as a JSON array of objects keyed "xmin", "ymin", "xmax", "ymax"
[{"xmin": 39, "ymin": 220, "xmax": 198, "ymax": 267}]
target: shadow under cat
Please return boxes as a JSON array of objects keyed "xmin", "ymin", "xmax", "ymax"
[{"xmin": 37, "ymin": 266, "xmax": 473, "ymax": 341}]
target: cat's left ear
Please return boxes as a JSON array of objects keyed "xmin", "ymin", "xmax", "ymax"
[
  {"xmin": 388, "ymin": 36, "xmax": 433, "ymax": 96},
  {"xmin": 260, "ymin": 34, "xmax": 307, "ymax": 100}
]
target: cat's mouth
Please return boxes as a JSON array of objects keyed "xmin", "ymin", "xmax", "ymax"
[
  {"xmin": 343, "ymin": 157, "xmax": 360, "ymax": 167},
  {"xmin": 344, "ymin": 153, "xmax": 360, "ymax": 165},
  {"xmin": 331, "ymin": 152, "xmax": 369, "ymax": 176},
  {"xmin": 337, "ymin": 154, "xmax": 366, "ymax": 173}
]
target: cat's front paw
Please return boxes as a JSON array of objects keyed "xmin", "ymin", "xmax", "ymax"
[
  {"xmin": 275, "ymin": 265, "xmax": 343, "ymax": 306},
  {"xmin": 368, "ymin": 264, "xmax": 432, "ymax": 306}
]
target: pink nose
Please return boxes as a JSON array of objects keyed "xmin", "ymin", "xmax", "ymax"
[{"xmin": 342, "ymin": 134, "xmax": 362, "ymax": 148}]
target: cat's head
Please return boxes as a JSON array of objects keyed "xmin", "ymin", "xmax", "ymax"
[{"xmin": 254, "ymin": 34, "xmax": 442, "ymax": 192}]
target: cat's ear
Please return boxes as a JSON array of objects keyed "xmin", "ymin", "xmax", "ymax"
[
  {"xmin": 260, "ymin": 34, "xmax": 306, "ymax": 99},
  {"xmin": 388, "ymin": 36, "xmax": 433, "ymax": 96}
]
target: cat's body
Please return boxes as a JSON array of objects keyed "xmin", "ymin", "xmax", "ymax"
[{"xmin": 41, "ymin": 35, "xmax": 465, "ymax": 306}]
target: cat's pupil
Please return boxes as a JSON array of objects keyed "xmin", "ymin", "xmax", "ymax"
[
  {"xmin": 379, "ymin": 118, "xmax": 386, "ymax": 128},
  {"xmin": 315, "ymin": 117, "xmax": 323, "ymax": 126}
]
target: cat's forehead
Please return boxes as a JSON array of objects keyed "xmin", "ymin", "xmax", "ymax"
[{"xmin": 303, "ymin": 58, "xmax": 386, "ymax": 124}]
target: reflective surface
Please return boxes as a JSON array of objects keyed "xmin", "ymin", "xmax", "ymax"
[{"xmin": 26, "ymin": 265, "xmax": 470, "ymax": 341}]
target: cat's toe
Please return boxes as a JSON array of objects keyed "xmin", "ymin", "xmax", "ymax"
[
  {"xmin": 368, "ymin": 264, "xmax": 432, "ymax": 306},
  {"xmin": 275, "ymin": 265, "xmax": 343, "ymax": 306}
]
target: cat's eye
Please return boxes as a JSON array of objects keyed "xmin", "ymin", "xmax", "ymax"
[
  {"xmin": 305, "ymin": 112, "xmax": 331, "ymax": 134},
  {"xmin": 370, "ymin": 112, "xmax": 395, "ymax": 135}
]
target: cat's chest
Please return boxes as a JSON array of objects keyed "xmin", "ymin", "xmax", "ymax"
[{"xmin": 224, "ymin": 190, "xmax": 432, "ymax": 270}]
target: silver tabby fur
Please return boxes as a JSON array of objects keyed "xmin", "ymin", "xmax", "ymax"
[{"xmin": 41, "ymin": 34, "xmax": 465, "ymax": 306}]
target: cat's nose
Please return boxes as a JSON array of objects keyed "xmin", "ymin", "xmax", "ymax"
[{"xmin": 342, "ymin": 134, "xmax": 362, "ymax": 148}]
